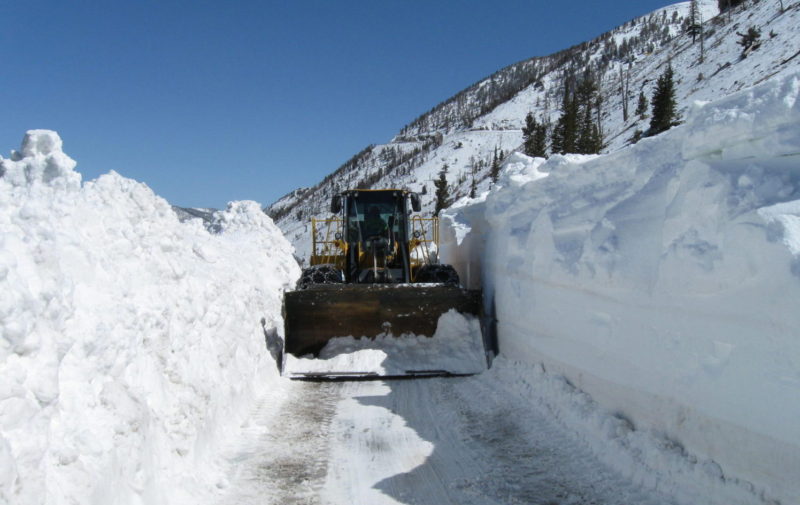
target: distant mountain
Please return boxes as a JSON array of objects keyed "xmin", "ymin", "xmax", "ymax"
[{"xmin": 267, "ymin": 0, "xmax": 800, "ymax": 262}]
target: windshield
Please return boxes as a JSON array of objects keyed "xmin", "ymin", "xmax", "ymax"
[{"xmin": 346, "ymin": 193, "xmax": 407, "ymax": 242}]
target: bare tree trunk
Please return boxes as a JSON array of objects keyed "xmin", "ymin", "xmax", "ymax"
[
  {"xmin": 620, "ymin": 65, "xmax": 629, "ymax": 122},
  {"xmin": 700, "ymin": 11, "xmax": 705, "ymax": 63}
]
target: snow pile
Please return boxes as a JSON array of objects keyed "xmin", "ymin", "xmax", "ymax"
[
  {"xmin": 440, "ymin": 73, "xmax": 800, "ymax": 505},
  {"xmin": 284, "ymin": 310, "xmax": 486, "ymax": 376},
  {"xmin": 0, "ymin": 131, "xmax": 300, "ymax": 504}
]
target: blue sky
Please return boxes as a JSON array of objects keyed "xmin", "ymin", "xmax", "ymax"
[{"xmin": 1, "ymin": 0, "xmax": 678, "ymax": 209}]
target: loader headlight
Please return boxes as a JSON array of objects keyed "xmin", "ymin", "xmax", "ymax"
[
  {"xmin": 335, "ymin": 232, "xmax": 343, "ymax": 240},
  {"xmin": 413, "ymin": 230, "xmax": 422, "ymax": 238}
]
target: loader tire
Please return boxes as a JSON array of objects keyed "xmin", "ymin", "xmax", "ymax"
[
  {"xmin": 297, "ymin": 264, "xmax": 343, "ymax": 290},
  {"xmin": 416, "ymin": 264, "xmax": 459, "ymax": 285}
]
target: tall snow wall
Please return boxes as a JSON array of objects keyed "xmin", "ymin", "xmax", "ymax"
[
  {"xmin": 0, "ymin": 131, "xmax": 300, "ymax": 504},
  {"xmin": 441, "ymin": 73, "xmax": 800, "ymax": 504}
]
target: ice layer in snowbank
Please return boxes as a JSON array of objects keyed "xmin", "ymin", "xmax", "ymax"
[
  {"xmin": 0, "ymin": 131, "xmax": 300, "ymax": 504},
  {"xmin": 284, "ymin": 309, "xmax": 486, "ymax": 376},
  {"xmin": 440, "ymin": 73, "xmax": 800, "ymax": 505}
]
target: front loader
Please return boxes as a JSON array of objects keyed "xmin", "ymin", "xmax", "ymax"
[{"xmin": 281, "ymin": 189, "xmax": 483, "ymax": 378}]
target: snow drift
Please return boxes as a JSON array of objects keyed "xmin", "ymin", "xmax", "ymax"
[
  {"xmin": 0, "ymin": 131, "xmax": 300, "ymax": 504},
  {"xmin": 440, "ymin": 73, "xmax": 800, "ymax": 504}
]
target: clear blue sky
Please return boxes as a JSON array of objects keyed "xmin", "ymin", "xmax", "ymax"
[{"xmin": 1, "ymin": 0, "xmax": 678, "ymax": 209}]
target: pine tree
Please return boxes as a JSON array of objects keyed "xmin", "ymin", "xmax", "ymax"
[
  {"xmin": 551, "ymin": 82, "xmax": 579, "ymax": 154},
  {"xmin": 522, "ymin": 113, "xmax": 548, "ymax": 158},
  {"xmin": 718, "ymin": 0, "xmax": 745, "ymax": 11},
  {"xmin": 687, "ymin": 0, "xmax": 701, "ymax": 42},
  {"xmin": 635, "ymin": 91, "xmax": 649, "ymax": 119},
  {"xmin": 533, "ymin": 121, "xmax": 548, "ymax": 158},
  {"xmin": 647, "ymin": 63, "xmax": 680, "ymax": 136},
  {"xmin": 434, "ymin": 164, "xmax": 450, "ymax": 216},
  {"xmin": 469, "ymin": 157, "xmax": 478, "ymax": 198},
  {"xmin": 490, "ymin": 147, "xmax": 501, "ymax": 183},
  {"xmin": 575, "ymin": 74, "xmax": 603, "ymax": 154}
]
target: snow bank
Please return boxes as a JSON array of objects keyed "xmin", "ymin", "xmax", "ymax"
[
  {"xmin": 440, "ymin": 73, "xmax": 800, "ymax": 505},
  {"xmin": 0, "ymin": 131, "xmax": 300, "ymax": 504},
  {"xmin": 284, "ymin": 309, "xmax": 486, "ymax": 376}
]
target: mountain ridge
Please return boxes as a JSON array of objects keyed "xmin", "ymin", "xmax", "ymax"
[{"xmin": 268, "ymin": 0, "xmax": 800, "ymax": 263}]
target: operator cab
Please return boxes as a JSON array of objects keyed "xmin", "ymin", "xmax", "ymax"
[{"xmin": 330, "ymin": 189, "xmax": 421, "ymax": 283}]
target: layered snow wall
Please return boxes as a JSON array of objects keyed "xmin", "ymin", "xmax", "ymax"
[
  {"xmin": 441, "ymin": 73, "xmax": 800, "ymax": 504},
  {"xmin": 0, "ymin": 131, "xmax": 300, "ymax": 504}
]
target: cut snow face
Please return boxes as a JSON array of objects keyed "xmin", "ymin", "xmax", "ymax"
[
  {"xmin": 440, "ymin": 71, "xmax": 800, "ymax": 505},
  {"xmin": 0, "ymin": 131, "xmax": 300, "ymax": 505},
  {"xmin": 284, "ymin": 310, "xmax": 486, "ymax": 377}
]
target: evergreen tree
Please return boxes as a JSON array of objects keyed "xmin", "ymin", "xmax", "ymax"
[
  {"xmin": 551, "ymin": 74, "xmax": 603, "ymax": 155},
  {"xmin": 575, "ymin": 74, "xmax": 603, "ymax": 154},
  {"xmin": 434, "ymin": 164, "xmax": 451, "ymax": 216},
  {"xmin": 490, "ymin": 147, "xmax": 501, "ymax": 183},
  {"xmin": 647, "ymin": 63, "xmax": 680, "ymax": 136},
  {"xmin": 687, "ymin": 0, "xmax": 701, "ymax": 42},
  {"xmin": 533, "ymin": 121, "xmax": 548, "ymax": 158},
  {"xmin": 718, "ymin": 0, "xmax": 745, "ymax": 11},
  {"xmin": 635, "ymin": 91, "xmax": 649, "ymax": 119},
  {"xmin": 469, "ymin": 157, "xmax": 478, "ymax": 198},
  {"xmin": 522, "ymin": 112, "xmax": 548, "ymax": 158},
  {"xmin": 551, "ymin": 82, "xmax": 579, "ymax": 154}
]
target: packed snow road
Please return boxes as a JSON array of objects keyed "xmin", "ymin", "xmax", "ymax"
[{"xmin": 216, "ymin": 365, "xmax": 677, "ymax": 505}]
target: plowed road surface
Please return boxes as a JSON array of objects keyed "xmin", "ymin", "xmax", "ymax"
[{"xmin": 216, "ymin": 370, "xmax": 677, "ymax": 505}]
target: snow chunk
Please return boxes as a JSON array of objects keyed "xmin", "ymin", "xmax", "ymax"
[
  {"xmin": 1, "ymin": 129, "xmax": 80, "ymax": 189},
  {"xmin": 758, "ymin": 200, "xmax": 800, "ymax": 256}
]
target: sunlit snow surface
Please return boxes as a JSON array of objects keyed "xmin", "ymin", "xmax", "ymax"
[
  {"xmin": 0, "ymin": 130, "xmax": 300, "ymax": 504},
  {"xmin": 284, "ymin": 309, "xmax": 487, "ymax": 377}
]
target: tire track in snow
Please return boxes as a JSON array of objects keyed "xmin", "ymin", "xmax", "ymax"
[{"xmin": 216, "ymin": 380, "xmax": 341, "ymax": 505}]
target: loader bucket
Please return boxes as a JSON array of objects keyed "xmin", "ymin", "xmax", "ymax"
[{"xmin": 282, "ymin": 284, "xmax": 484, "ymax": 378}]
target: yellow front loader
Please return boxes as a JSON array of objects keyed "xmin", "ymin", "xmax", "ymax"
[{"xmin": 281, "ymin": 189, "xmax": 483, "ymax": 378}]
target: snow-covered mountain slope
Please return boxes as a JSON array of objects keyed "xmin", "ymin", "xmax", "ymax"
[
  {"xmin": 0, "ymin": 131, "xmax": 299, "ymax": 504},
  {"xmin": 440, "ymin": 70, "xmax": 800, "ymax": 505},
  {"xmin": 269, "ymin": 0, "xmax": 800, "ymax": 263}
]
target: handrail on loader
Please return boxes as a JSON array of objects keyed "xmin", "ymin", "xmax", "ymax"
[
  {"xmin": 310, "ymin": 217, "xmax": 345, "ymax": 267},
  {"xmin": 311, "ymin": 215, "xmax": 439, "ymax": 272},
  {"xmin": 410, "ymin": 216, "xmax": 438, "ymax": 280}
]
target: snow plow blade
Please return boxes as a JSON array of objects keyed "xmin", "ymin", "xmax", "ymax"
[
  {"xmin": 285, "ymin": 371, "xmax": 473, "ymax": 380},
  {"xmin": 283, "ymin": 284, "xmax": 481, "ymax": 356}
]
